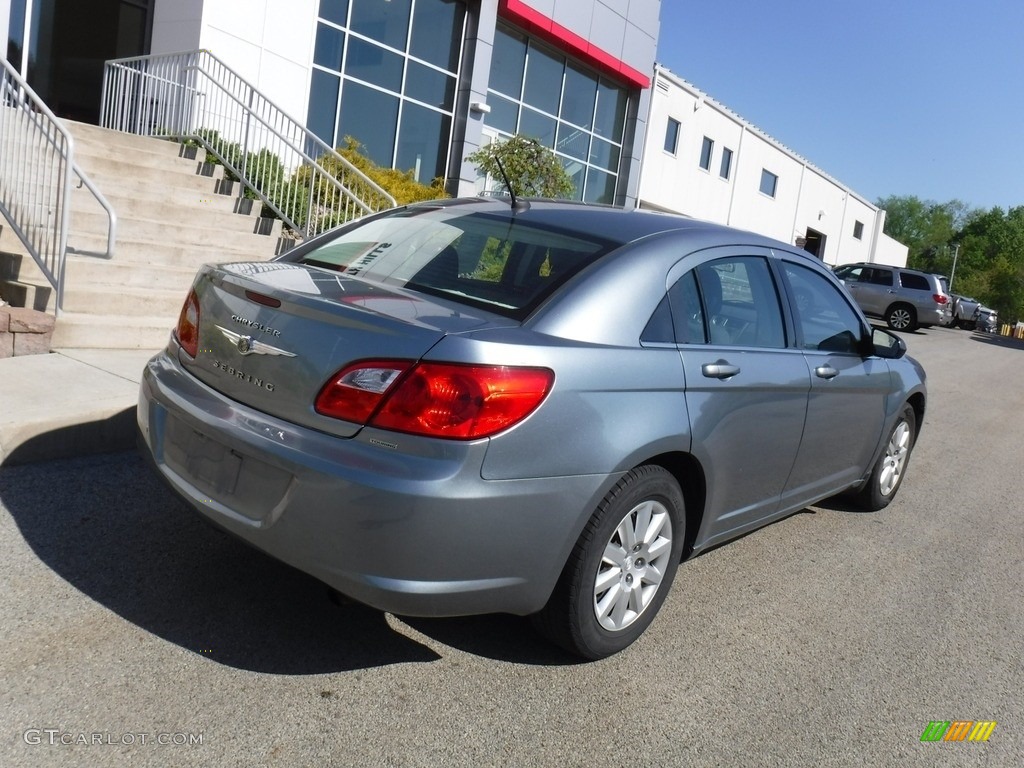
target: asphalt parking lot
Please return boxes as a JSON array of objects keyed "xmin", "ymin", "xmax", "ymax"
[{"xmin": 1, "ymin": 325, "xmax": 1022, "ymax": 767}]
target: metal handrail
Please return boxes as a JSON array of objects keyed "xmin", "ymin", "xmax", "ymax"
[
  {"xmin": 1, "ymin": 55, "xmax": 117, "ymax": 314},
  {"xmin": 100, "ymin": 50, "xmax": 396, "ymax": 238}
]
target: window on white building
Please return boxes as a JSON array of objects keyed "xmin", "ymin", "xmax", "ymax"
[
  {"xmin": 759, "ymin": 169, "xmax": 778, "ymax": 198},
  {"xmin": 853, "ymin": 220, "xmax": 865, "ymax": 240},
  {"xmin": 720, "ymin": 147, "xmax": 733, "ymax": 180},
  {"xmin": 699, "ymin": 136, "xmax": 714, "ymax": 171},
  {"xmin": 664, "ymin": 118, "xmax": 681, "ymax": 154}
]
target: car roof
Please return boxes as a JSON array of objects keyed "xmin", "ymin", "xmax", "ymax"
[{"xmin": 407, "ymin": 197, "xmax": 800, "ymax": 252}]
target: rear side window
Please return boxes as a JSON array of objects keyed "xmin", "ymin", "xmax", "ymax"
[
  {"xmin": 666, "ymin": 257, "xmax": 785, "ymax": 348},
  {"xmin": 294, "ymin": 208, "xmax": 613, "ymax": 319},
  {"xmin": 899, "ymin": 272, "xmax": 930, "ymax": 291}
]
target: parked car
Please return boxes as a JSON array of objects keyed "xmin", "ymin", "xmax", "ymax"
[
  {"xmin": 974, "ymin": 306, "xmax": 999, "ymax": 333},
  {"xmin": 138, "ymin": 198, "xmax": 927, "ymax": 659},
  {"xmin": 833, "ymin": 263, "xmax": 952, "ymax": 332},
  {"xmin": 949, "ymin": 293, "xmax": 981, "ymax": 329}
]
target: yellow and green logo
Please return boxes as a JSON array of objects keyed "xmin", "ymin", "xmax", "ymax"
[{"xmin": 920, "ymin": 721, "xmax": 997, "ymax": 742}]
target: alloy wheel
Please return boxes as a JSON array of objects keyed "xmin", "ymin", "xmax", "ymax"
[{"xmin": 593, "ymin": 499, "xmax": 673, "ymax": 631}]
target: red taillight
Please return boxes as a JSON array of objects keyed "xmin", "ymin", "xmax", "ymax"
[
  {"xmin": 934, "ymin": 294, "xmax": 948, "ymax": 304},
  {"xmin": 316, "ymin": 361, "xmax": 554, "ymax": 440},
  {"xmin": 175, "ymin": 289, "xmax": 200, "ymax": 357}
]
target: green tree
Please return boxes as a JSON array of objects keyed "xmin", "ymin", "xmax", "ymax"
[
  {"xmin": 876, "ymin": 195, "xmax": 968, "ymax": 274},
  {"xmin": 953, "ymin": 206, "xmax": 1024, "ymax": 323},
  {"xmin": 468, "ymin": 135, "xmax": 574, "ymax": 199}
]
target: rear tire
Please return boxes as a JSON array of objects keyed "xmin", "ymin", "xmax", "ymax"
[
  {"xmin": 532, "ymin": 466, "xmax": 685, "ymax": 660},
  {"xmin": 853, "ymin": 404, "xmax": 916, "ymax": 511},
  {"xmin": 886, "ymin": 304, "xmax": 917, "ymax": 332}
]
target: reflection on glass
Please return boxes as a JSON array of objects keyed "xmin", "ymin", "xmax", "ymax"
[
  {"xmin": 584, "ymin": 169, "xmax": 615, "ymax": 204},
  {"xmin": 523, "ymin": 44, "xmax": 563, "ymax": 116},
  {"xmin": 345, "ymin": 37, "xmax": 403, "ymax": 91},
  {"xmin": 320, "ymin": 0, "xmax": 350, "ymax": 27},
  {"xmin": 405, "ymin": 60, "xmax": 455, "ymax": 110},
  {"xmin": 487, "ymin": 95, "xmax": 519, "ymax": 135},
  {"xmin": 314, "ymin": 23, "xmax": 345, "ymax": 69},
  {"xmin": 489, "ymin": 26, "xmax": 526, "ymax": 98},
  {"xmin": 308, "ymin": 69, "xmax": 341, "ymax": 146},
  {"xmin": 561, "ymin": 64, "xmax": 596, "ymax": 129},
  {"xmin": 557, "ymin": 122, "xmax": 589, "ymax": 161},
  {"xmin": 338, "ymin": 82, "xmax": 399, "ymax": 167},
  {"xmin": 410, "ymin": 0, "xmax": 464, "ymax": 71},
  {"xmin": 590, "ymin": 137, "xmax": 620, "ymax": 172},
  {"xmin": 519, "ymin": 108, "xmax": 556, "ymax": 148},
  {"xmin": 397, "ymin": 102, "xmax": 451, "ymax": 183},
  {"xmin": 349, "ymin": 0, "xmax": 411, "ymax": 50},
  {"xmin": 595, "ymin": 80, "xmax": 627, "ymax": 142}
]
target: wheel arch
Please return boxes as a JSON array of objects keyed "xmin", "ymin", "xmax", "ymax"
[
  {"xmin": 635, "ymin": 451, "xmax": 706, "ymax": 558},
  {"xmin": 885, "ymin": 301, "xmax": 917, "ymax": 320}
]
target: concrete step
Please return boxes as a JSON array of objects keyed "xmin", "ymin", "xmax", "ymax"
[
  {"xmin": 70, "ymin": 206, "xmax": 278, "ymax": 242},
  {"xmin": 72, "ymin": 151, "xmax": 226, "ymax": 186},
  {"xmin": 52, "ymin": 311, "xmax": 176, "ymax": 349},
  {"xmin": 67, "ymin": 231, "xmax": 279, "ymax": 267},
  {"xmin": 64, "ymin": 256, "xmax": 200, "ymax": 289},
  {"xmin": 61, "ymin": 284, "xmax": 187, "ymax": 317},
  {"xmin": 63, "ymin": 119, "xmax": 194, "ymax": 158},
  {"xmin": 0, "ymin": 278, "xmax": 53, "ymax": 312}
]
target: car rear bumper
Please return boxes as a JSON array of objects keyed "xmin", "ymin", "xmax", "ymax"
[{"xmin": 138, "ymin": 349, "xmax": 613, "ymax": 617}]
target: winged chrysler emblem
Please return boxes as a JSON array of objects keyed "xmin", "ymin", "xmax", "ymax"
[{"xmin": 215, "ymin": 325, "xmax": 296, "ymax": 357}]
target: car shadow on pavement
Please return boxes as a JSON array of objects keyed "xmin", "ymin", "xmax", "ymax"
[
  {"xmin": 969, "ymin": 332, "xmax": 1024, "ymax": 351},
  {"xmin": 0, "ymin": 451, "xmax": 441, "ymax": 673}
]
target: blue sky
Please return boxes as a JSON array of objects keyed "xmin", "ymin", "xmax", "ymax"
[{"xmin": 656, "ymin": 0, "xmax": 1024, "ymax": 212}]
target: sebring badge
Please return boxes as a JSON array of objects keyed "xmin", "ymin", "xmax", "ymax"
[{"xmin": 215, "ymin": 325, "xmax": 296, "ymax": 357}]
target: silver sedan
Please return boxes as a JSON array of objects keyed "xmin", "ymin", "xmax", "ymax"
[{"xmin": 138, "ymin": 198, "xmax": 926, "ymax": 659}]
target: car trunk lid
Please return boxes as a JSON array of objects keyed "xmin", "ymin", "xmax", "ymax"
[{"xmin": 180, "ymin": 262, "xmax": 513, "ymax": 437}]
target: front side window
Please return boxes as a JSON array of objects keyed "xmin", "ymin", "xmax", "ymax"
[
  {"xmin": 783, "ymin": 262, "xmax": 865, "ymax": 353},
  {"xmin": 759, "ymin": 169, "xmax": 778, "ymax": 197}
]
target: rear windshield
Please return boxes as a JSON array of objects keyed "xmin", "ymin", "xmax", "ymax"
[{"xmin": 289, "ymin": 207, "xmax": 614, "ymax": 319}]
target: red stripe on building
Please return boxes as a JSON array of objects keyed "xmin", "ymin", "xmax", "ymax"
[{"xmin": 498, "ymin": 0, "xmax": 650, "ymax": 89}]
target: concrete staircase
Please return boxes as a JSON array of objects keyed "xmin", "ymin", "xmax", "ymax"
[{"xmin": 0, "ymin": 120, "xmax": 290, "ymax": 349}]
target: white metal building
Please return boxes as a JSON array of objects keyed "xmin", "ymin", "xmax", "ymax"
[{"xmin": 639, "ymin": 65, "xmax": 907, "ymax": 267}]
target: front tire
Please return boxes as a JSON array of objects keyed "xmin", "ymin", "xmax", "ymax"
[
  {"xmin": 532, "ymin": 466, "xmax": 685, "ymax": 660},
  {"xmin": 853, "ymin": 404, "xmax": 916, "ymax": 511}
]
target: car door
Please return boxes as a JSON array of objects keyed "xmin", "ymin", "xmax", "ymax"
[
  {"xmin": 777, "ymin": 259, "xmax": 890, "ymax": 508},
  {"xmin": 667, "ymin": 249, "xmax": 811, "ymax": 545}
]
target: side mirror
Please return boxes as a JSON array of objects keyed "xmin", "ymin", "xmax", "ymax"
[{"xmin": 869, "ymin": 327, "xmax": 907, "ymax": 359}]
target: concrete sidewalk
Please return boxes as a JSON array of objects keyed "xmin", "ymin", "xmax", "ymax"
[{"xmin": 0, "ymin": 347, "xmax": 160, "ymax": 466}]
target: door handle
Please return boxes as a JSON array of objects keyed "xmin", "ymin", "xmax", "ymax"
[
  {"xmin": 815, "ymin": 364, "xmax": 839, "ymax": 380},
  {"xmin": 702, "ymin": 361, "xmax": 740, "ymax": 379}
]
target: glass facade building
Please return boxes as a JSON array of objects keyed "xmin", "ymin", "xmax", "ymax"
[{"xmin": 484, "ymin": 24, "xmax": 629, "ymax": 204}]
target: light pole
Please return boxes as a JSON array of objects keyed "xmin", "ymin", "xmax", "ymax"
[{"xmin": 948, "ymin": 243, "xmax": 960, "ymax": 290}]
